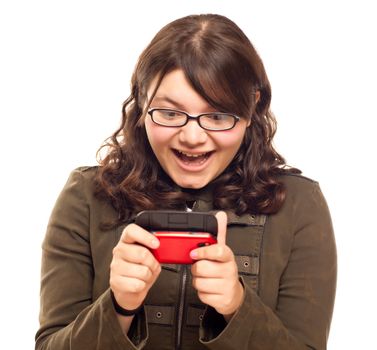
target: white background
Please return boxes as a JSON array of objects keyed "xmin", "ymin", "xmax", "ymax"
[{"xmin": 1, "ymin": 1, "xmax": 376, "ymax": 349}]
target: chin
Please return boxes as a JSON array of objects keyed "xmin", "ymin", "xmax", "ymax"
[
  {"xmin": 180, "ymin": 183, "xmax": 204, "ymax": 189},
  {"xmin": 174, "ymin": 177, "xmax": 210, "ymax": 190}
]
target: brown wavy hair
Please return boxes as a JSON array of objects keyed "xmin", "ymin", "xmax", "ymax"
[{"xmin": 95, "ymin": 14, "xmax": 300, "ymax": 228}]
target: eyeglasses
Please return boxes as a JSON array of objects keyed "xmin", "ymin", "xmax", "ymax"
[{"xmin": 147, "ymin": 108, "xmax": 240, "ymax": 131}]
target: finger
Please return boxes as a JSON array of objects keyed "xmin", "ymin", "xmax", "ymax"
[
  {"xmin": 110, "ymin": 275, "xmax": 147, "ymax": 294},
  {"xmin": 112, "ymin": 260, "xmax": 153, "ymax": 282},
  {"xmin": 120, "ymin": 223, "xmax": 160, "ymax": 249},
  {"xmin": 150, "ymin": 263, "xmax": 162, "ymax": 283},
  {"xmin": 215, "ymin": 211, "xmax": 228, "ymax": 245},
  {"xmin": 197, "ymin": 282, "xmax": 245, "ymax": 316},
  {"xmin": 196, "ymin": 292, "xmax": 225, "ymax": 308},
  {"xmin": 191, "ymin": 260, "xmax": 236, "ymax": 278},
  {"xmin": 192, "ymin": 277, "xmax": 225, "ymax": 294},
  {"xmin": 190, "ymin": 243, "xmax": 233, "ymax": 262},
  {"xmin": 113, "ymin": 242, "xmax": 160, "ymax": 271}
]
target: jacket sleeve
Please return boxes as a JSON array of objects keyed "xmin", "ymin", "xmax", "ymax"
[
  {"xmin": 35, "ymin": 169, "xmax": 148, "ymax": 350},
  {"xmin": 199, "ymin": 181, "xmax": 337, "ymax": 350}
]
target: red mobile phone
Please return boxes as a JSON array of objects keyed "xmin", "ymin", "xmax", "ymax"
[{"xmin": 134, "ymin": 210, "xmax": 218, "ymax": 264}]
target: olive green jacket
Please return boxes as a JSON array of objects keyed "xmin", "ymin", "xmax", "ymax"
[{"xmin": 36, "ymin": 166, "xmax": 336, "ymax": 349}]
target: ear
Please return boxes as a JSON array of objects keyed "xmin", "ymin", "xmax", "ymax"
[
  {"xmin": 247, "ymin": 90, "xmax": 261, "ymax": 127},
  {"xmin": 255, "ymin": 90, "xmax": 261, "ymax": 104}
]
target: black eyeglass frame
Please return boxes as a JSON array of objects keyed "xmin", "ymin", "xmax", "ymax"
[{"xmin": 147, "ymin": 108, "xmax": 241, "ymax": 131}]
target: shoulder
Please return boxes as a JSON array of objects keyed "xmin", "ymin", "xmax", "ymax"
[
  {"xmin": 65, "ymin": 166, "xmax": 99, "ymax": 191},
  {"xmin": 279, "ymin": 172, "xmax": 318, "ymax": 188},
  {"xmin": 70, "ymin": 165, "xmax": 99, "ymax": 180},
  {"xmin": 61, "ymin": 165, "xmax": 118, "ymax": 223},
  {"xmin": 278, "ymin": 173, "xmax": 321, "ymax": 203},
  {"xmin": 54, "ymin": 166, "xmax": 101, "ymax": 209},
  {"xmin": 275, "ymin": 173, "xmax": 331, "ymax": 226}
]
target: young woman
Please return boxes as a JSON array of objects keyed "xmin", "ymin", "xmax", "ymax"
[{"xmin": 36, "ymin": 14, "xmax": 336, "ymax": 350}]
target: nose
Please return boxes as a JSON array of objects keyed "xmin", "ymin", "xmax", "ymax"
[{"xmin": 178, "ymin": 119, "xmax": 208, "ymax": 146}]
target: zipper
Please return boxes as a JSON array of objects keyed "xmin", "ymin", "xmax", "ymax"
[
  {"xmin": 175, "ymin": 265, "xmax": 188, "ymax": 350},
  {"xmin": 175, "ymin": 200, "xmax": 196, "ymax": 349}
]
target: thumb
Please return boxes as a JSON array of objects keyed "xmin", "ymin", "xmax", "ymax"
[{"xmin": 215, "ymin": 211, "xmax": 228, "ymax": 245}]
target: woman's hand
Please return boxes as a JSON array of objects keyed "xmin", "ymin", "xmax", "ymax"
[
  {"xmin": 190, "ymin": 211, "xmax": 244, "ymax": 320},
  {"xmin": 110, "ymin": 223, "xmax": 161, "ymax": 311}
]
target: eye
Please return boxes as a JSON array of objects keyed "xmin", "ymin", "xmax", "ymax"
[
  {"xmin": 199, "ymin": 113, "xmax": 237, "ymax": 130},
  {"xmin": 160, "ymin": 110, "xmax": 181, "ymax": 119},
  {"xmin": 212, "ymin": 114, "xmax": 226, "ymax": 121},
  {"xmin": 206, "ymin": 114, "xmax": 230, "ymax": 122},
  {"xmin": 166, "ymin": 111, "xmax": 180, "ymax": 118}
]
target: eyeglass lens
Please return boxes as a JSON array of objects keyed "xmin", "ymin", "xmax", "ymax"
[{"xmin": 150, "ymin": 109, "xmax": 237, "ymax": 130}]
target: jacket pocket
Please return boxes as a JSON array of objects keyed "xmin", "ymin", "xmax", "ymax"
[
  {"xmin": 186, "ymin": 305, "xmax": 205, "ymax": 327},
  {"xmin": 145, "ymin": 305, "xmax": 174, "ymax": 325},
  {"xmin": 235, "ymin": 255, "xmax": 259, "ymax": 275},
  {"xmin": 235, "ymin": 254, "xmax": 260, "ymax": 292}
]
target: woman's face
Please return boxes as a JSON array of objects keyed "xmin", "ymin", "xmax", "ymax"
[{"xmin": 145, "ymin": 69, "xmax": 250, "ymax": 189}]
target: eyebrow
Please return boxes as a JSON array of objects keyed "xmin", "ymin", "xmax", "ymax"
[{"xmin": 151, "ymin": 96, "xmax": 187, "ymax": 111}]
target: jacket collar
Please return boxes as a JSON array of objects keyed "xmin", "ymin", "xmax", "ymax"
[{"xmin": 187, "ymin": 186, "xmax": 266, "ymax": 227}]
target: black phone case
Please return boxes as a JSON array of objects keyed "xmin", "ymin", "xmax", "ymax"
[{"xmin": 135, "ymin": 210, "xmax": 218, "ymax": 236}]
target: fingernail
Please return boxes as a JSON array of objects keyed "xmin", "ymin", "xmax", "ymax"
[
  {"xmin": 151, "ymin": 239, "xmax": 159, "ymax": 248},
  {"xmin": 190, "ymin": 250, "xmax": 198, "ymax": 259}
]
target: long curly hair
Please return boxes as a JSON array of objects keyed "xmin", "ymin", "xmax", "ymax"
[{"xmin": 95, "ymin": 14, "xmax": 300, "ymax": 228}]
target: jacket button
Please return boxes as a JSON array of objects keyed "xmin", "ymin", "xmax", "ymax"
[
  {"xmin": 199, "ymin": 314, "xmax": 203, "ymax": 321},
  {"xmin": 156, "ymin": 311, "xmax": 163, "ymax": 319}
]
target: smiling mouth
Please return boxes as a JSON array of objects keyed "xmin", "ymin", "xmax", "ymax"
[{"xmin": 173, "ymin": 149, "xmax": 213, "ymax": 165}]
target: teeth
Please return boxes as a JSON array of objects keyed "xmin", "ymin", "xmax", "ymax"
[{"xmin": 178, "ymin": 151, "xmax": 207, "ymax": 158}]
